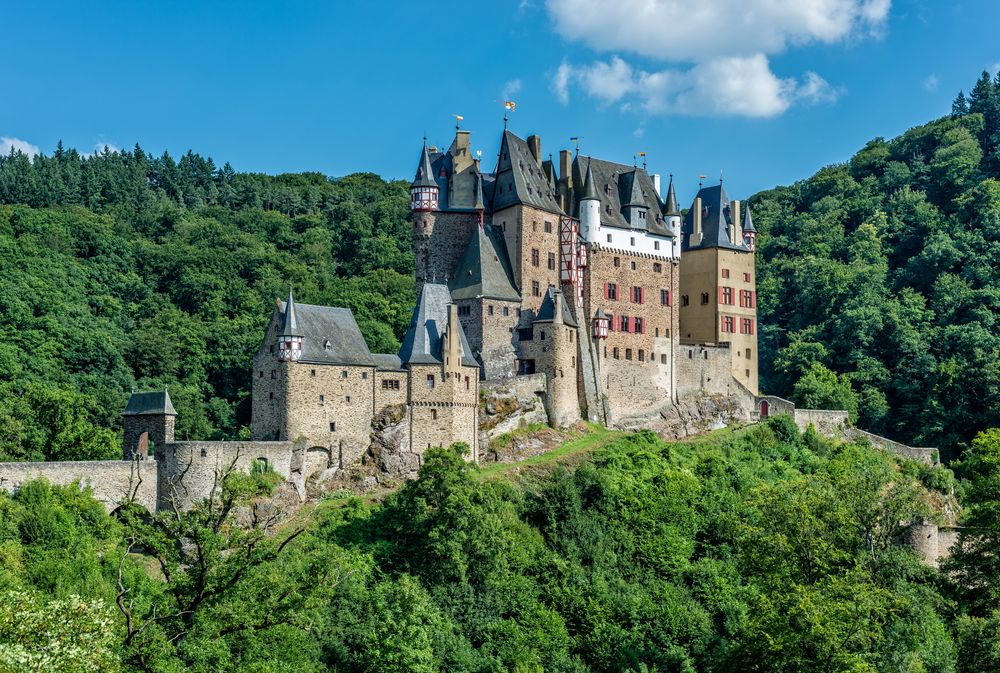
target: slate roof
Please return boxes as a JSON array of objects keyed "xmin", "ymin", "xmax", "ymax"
[
  {"xmin": 276, "ymin": 300, "xmax": 375, "ymax": 366},
  {"xmin": 449, "ymin": 224, "xmax": 520, "ymax": 301},
  {"xmin": 681, "ymin": 184, "xmax": 750, "ymax": 252},
  {"xmin": 534, "ymin": 286, "xmax": 579, "ymax": 328},
  {"xmin": 742, "ymin": 203, "xmax": 755, "ymax": 232},
  {"xmin": 571, "ymin": 155, "xmax": 669, "ymax": 235},
  {"xmin": 279, "ymin": 289, "xmax": 299, "ymax": 336},
  {"xmin": 123, "ymin": 390, "xmax": 177, "ymax": 416},
  {"xmin": 663, "ymin": 175, "xmax": 680, "ymax": 215},
  {"xmin": 412, "ymin": 144, "xmax": 437, "ymax": 188},
  {"xmin": 399, "ymin": 283, "xmax": 477, "ymax": 367},
  {"xmin": 491, "ymin": 130, "xmax": 564, "ymax": 214},
  {"xmin": 372, "ymin": 353, "xmax": 404, "ymax": 371}
]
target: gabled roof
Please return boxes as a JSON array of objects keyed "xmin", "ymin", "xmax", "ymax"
[
  {"xmin": 276, "ymin": 300, "xmax": 375, "ymax": 366},
  {"xmin": 124, "ymin": 389, "xmax": 177, "ymax": 416},
  {"xmin": 571, "ymin": 155, "xmax": 665, "ymax": 233},
  {"xmin": 449, "ymin": 224, "xmax": 520, "ymax": 301},
  {"xmin": 534, "ymin": 286, "xmax": 579, "ymax": 328},
  {"xmin": 681, "ymin": 184, "xmax": 749, "ymax": 252},
  {"xmin": 399, "ymin": 284, "xmax": 477, "ymax": 367},
  {"xmin": 412, "ymin": 144, "xmax": 437, "ymax": 188},
  {"xmin": 491, "ymin": 130, "xmax": 564, "ymax": 214}
]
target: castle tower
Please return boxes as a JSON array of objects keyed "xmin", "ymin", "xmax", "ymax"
[
  {"xmin": 742, "ymin": 203, "xmax": 756, "ymax": 252},
  {"xmin": 679, "ymin": 184, "xmax": 758, "ymax": 395},
  {"xmin": 411, "ymin": 142, "xmax": 439, "ymax": 212},
  {"xmin": 663, "ymin": 175, "xmax": 682, "ymax": 259},
  {"xmin": 579, "ymin": 162, "xmax": 601, "ymax": 242},
  {"xmin": 122, "ymin": 388, "xmax": 177, "ymax": 460},
  {"xmin": 522, "ymin": 286, "xmax": 581, "ymax": 427}
]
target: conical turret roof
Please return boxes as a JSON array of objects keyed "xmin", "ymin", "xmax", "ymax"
[
  {"xmin": 279, "ymin": 289, "xmax": 300, "ymax": 336},
  {"xmin": 411, "ymin": 143, "xmax": 437, "ymax": 188},
  {"xmin": 663, "ymin": 174, "xmax": 680, "ymax": 215},
  {"xmin": 581, "ymin": 161, "xmax": 599, "ymax": 201},
  {"xmin": 742, "ymin": 203, "xmax": 755, "ymax": 232}
]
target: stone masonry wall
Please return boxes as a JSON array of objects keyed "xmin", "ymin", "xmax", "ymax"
[
  {"xmin": 495, "ymin": 204, "xmax": 562, "ymax": 319},
  {"xmin": 375, "ymin": 370, "xmax": 408, "ymax": 412},
  {"xmin": 524, "ymin": 320, "xmax": 580, "ymax": 427},
  {"xmin": 285, "ymin": 363, "xmax": 376, "ymax": 468},
  {"xmin": 251, "ymin": 314, "xmax": 286, "ymax": 441},
  {"xmin": 0, "ymin": 460, "xmax": 158, "ymax": 512},
  {"xmin": 123, "ymin": 414, "xmax": 175, "ymax": 460},
  {"xmin": 158, "ymin": 441, "xmax": 295, "ymax": 511},
  {"xmin": 792, "ymin": 409, "xmax": 849, "ymax": 435},
  {"xmin": 456, "ymin": 297, "xmax": 520, "ymax": 380},
  {"xmin": 407, "ymin": 363, "xmax": 480, "ymax": 458},
  {"xmin": 414, "ymin": 210, "xmax": 478, "ymax": 293},
  {"xmin": 582, "ymin": 246, "xmax": 679, "ymax": 423},
  {"xmin": 677, "ymin": 343, "xmax": 737, "ymax": 399}
]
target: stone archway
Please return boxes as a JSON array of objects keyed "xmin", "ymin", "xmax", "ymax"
[{"xmin": 303, "ymin": 446, "xmax": 332, "ymax": 482}]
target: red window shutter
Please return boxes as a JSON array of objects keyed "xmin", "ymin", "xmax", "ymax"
[
  {"xmin": 752, "ymin": 291, "xmax": 756, "ymax": 309},
  {"xmin": 718, "ymin": 287, "xmax": 724, "ymax": 304},
  {"xmin": 640, "ymin": 288, "xmax": 645, "ymax": 304}
]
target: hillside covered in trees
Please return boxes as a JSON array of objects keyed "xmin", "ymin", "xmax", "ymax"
[
  {"xmin": 0, "ymin": 147, "xmax": 416, "ymax": 460},
  {"xmin": 7, "ymin": 421, "xmax": 1000, "ymax": 673},
  {"xmin": 752, "ymin": 71, "xmax": 1000, "ymax": 459}
]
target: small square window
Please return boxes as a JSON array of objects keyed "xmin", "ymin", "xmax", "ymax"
[
  {"xmin": 614, "ymin": 257, "xmax": 620, "ymax": 268},
  {"xmin": 630, "ymin": 260, "xmax": 637, "ymax": 271},
  {"xmin": 329, "ymin": 422, "xmax": 336, "ymax": 432},
  {"xmin": 341, "ymin": 370, "xmax": 348, "ymax": 379},
  {"xmin": 607, "ymin": 234, "xmax": 612, "ymax": 243},
  {"xmin": 503, "ymin": 306, "xmax": 509, "ymax": 316},
  {"xmin": 319, "ymin": 395, "xmax": 325, "ymax": 403},
  {"xmin": 362, "ymin": 372, "xmax": 368, "ymax": 380},
  {"xmin": 426, "ymin": 374, "xmax": 435, "ymax": 389},
  {"xmin": 346, "ymin": 395, "xmax": 351, "ymax": 403},
  {"xmin": 310, "ymin": 369, "xmax": 316, "ymax": 377}
]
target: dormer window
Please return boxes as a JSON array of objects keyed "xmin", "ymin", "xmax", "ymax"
[
  {"xmin": 605, "ymin": 184, "xmax": 612, "ymax": 195},
  {"xmin": 324, "ymin": 340, "xmax": 332, "ymax": 351}
]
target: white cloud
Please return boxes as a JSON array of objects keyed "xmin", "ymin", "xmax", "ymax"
[
  {"xmin": 0, "ymin": 136, "xmax": 41, "ymax": 158},
  {"xmin": 923, "ymin": 74, "xmax": 939, "ymax": 92},
  {"xmin": 545, "ymin": 0, "xmax": 890, "ymax": 61},
  {"xmin": 990, "ymin": 62, "xmax": 1000, "ymax": 77},
  {"xmin": 555, "ymin": 54, "xmax": 840, "ymax": 118},
  {"xmin": 546, "ymin": 0, "xmax": 884, "ymax": 117},
  {"xmin": 501, "ymin": 79, "xmax": 522, "ymax": 102}
]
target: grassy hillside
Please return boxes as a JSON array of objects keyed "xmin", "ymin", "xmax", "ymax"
[
  {"xmin": 752, "ymin": 71, "xmax": 1000, "ymax": 458},
  {"xmin": 7, "ymin": 419, "xmax": 998, "ymax": 673}
]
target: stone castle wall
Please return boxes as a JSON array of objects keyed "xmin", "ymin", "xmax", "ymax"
[
  {"xmin": 677, "ymin": 343, "xmax": 739, "ymax": 399},
  {"xmin": 157, "ymin": 440, "xmax": 295, "ymax": 511},
  {"xmin": 456, "ymin": 297, "xmax": 520, "ymax": 380},
  {"xmin": 582, "ymin": 247, "xmax": 679, "ymax": 423},
  {"xmin": 0, "ymin": 459, "xmax": 158, "ymax": 512},
  {"xmin": 414, "ymin": 210, "xmax": 478, "ymax": 291},
  {"xmin": 407, "ymin": 363, "xmax": 480, "ymax": 457},
  {"xmin": 251, "ymin": 315, "xmax": 286, "ymax": 442},
  {"xmin": 521, "ymin": 319, "xmax": 580, "ymax": 427},
  {"xmin": 495, "ymin": 204, "xmax": 562, "ymax": 318}
]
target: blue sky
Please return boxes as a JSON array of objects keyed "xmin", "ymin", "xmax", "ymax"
[{"xmin": 1, "ymin": 0, "xmax": 999, "ymax": 199}]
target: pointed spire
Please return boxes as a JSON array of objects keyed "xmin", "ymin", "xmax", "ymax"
[
  {"xmin": 280, "ymin": 288, "xmax": 300, "ymax": 336},
  {"xmin": 664, "ymin": 174, "xmax": 680, "ymax": 215},
  {"xmin": 581, "ymin": 161, "xmax": 599, "ymax": 201},
  {"xmin": 742, "ymin": 203, "xmax": 755, "ymax": 232},
  {"xmin": 411, "ymin": 142, "xmax": 437, "ymax": 188}
]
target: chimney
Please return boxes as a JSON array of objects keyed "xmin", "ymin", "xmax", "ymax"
[
  {"xmin": 652, "ymin": 174, "xmax": 661, "ymax": 197},
  {"xmin": 454, "ymin": 130, "xmax": 470, "ymax": 155},
  {"xmin": 444, "ymin": 304, "xmax": 462, "ymax": 374},
  {"xmin": 527, "ymin": 135, "xmax": 542, "ymax": 166},
  {"xmin": 693, "ymin": 196, "xmax": 703, "ymax": 245},
  {"xmin": 553, "ymin": 289, "xmax": 563, "ymax": 325},
  {"xmin": 731, "ymin": 200, "xmax": 741, "ymax": 243},
  {"xmin": 559, "ymin": 150, "xmax": 573, "ymax": 189}
]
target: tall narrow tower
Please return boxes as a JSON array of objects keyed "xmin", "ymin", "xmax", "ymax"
[
  {"xmin": 277, "ymin": 289, "xmax": 303, "ymax": 362},
  {"xmin": 122, "ymin": 388, "xmax": 177, "ymax": 460},
  {"xmin": 679, "ymin": 184, "xmax": 758, "ymax": 395}
]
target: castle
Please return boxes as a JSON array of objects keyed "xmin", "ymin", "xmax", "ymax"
[{"xmin": 0, "ymin": 124, "xmax": 764, "ymax": 513}]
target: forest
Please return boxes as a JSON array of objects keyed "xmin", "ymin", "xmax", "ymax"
[
  {"xmin": 0, "ymin": 147, "xmax": 416, "ymax": 460},
  {"xmin": 752, "ymin": 71, "xmax": 1000, "ymax": 459},
  {"xmin": 6, "ymin": 418, "xmax": 1000, "ymax": 673}
]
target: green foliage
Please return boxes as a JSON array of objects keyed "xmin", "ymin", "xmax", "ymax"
[
  {"xmin": 755, "ymin": 71, "xmax": 1000, "ymax": 457},
  {"xmin": 0, "ymin": 148, "xmax": 415, "ymax": 458}
]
